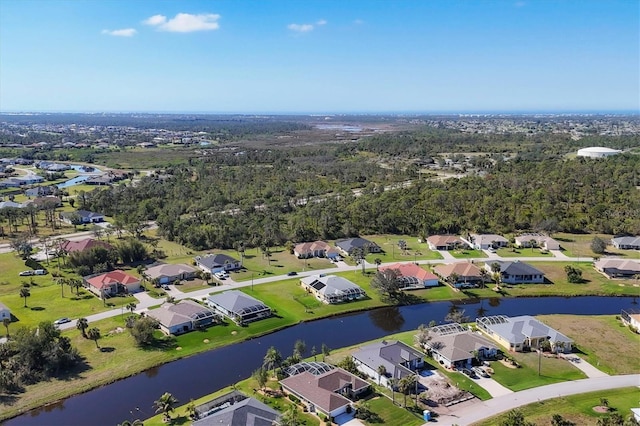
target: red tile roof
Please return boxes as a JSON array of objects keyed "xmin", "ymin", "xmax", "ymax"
[
  {"xmin": 86, "ymin": 270, "xmax": 139, "ymax": 289},
  {"xmin": 380, "ymin": 263, "xmax": 438, "ymax": 281}
]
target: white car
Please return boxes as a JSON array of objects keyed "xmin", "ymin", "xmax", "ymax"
[
  {"xmin": 34, "ymin": 269, "xmax": 47, "ymax": 275},
  {"xmin": 215, "ymin": 271, "xmax": 229, "ymax": 279},
  {"xmin": 54, "ymin": 317, "xmax": 71, "ymax": 325},
  {"xmin": 19, "ymin": 270, "xmax": 35, "ymax": 276}
]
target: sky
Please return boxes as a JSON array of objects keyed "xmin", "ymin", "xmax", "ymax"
[{"xmin": 0, "ymin": 0, "xmax": 638, "ymax": 113}]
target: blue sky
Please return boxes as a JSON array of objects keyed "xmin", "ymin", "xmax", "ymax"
[{"xmin": 0, "ymin": 0, "xmax": 638, "ymax": 113}]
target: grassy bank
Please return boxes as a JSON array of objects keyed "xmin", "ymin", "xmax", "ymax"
[{"xmin": 475, "ymin": 387, "xmax": 640, "ymax": 426}]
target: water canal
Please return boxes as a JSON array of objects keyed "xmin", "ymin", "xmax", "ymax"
[{"xmin": 6, "ymin": 296, "xmax": 638, "ymax": 425}]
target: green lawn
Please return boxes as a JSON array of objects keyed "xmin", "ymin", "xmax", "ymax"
[
  {"xmin": 450, "ymin": 249, "xmax": 487, "ymax": 259},
  {"xmin": 475, "ymin": 387, "xmax": 640, "ymax": 426},
  {"xmin": 360, "ymin": 234, "xmax": 443, "ymax": 263},
  {"xmin": 537, "ymin": 314, "xmax": 640, "ymax": 375},
  {"xmin": 364, "ymin": 394, "xmax": 424, "ymax": 426},
  {"xmin": 496, "ymin": 247, "xmax": 553, "ymax": 258},
  {"xmin": 490, "ymin": 351, "xmax": 586, "ymax": 392}
]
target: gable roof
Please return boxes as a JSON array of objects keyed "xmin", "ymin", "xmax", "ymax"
[
  {"xmin": 489, "ymin": 260, "xmax": 544, "ymax": 276},
  {"xmin": 193, "ymin": 397, "xmax": 280, "ymax": 426},
  {"xmin": 294, "ymin": 240, "xmax": 331, "ymax": 254},
  {"xmin": 62, "ymin": 210, "xmax": 104, "ymax": 220},
  {"xmin": 207, "ymin": 290, "xmax": 270, "ymax": 316},
  {"xmin": 86, "ymin": 270, "xmax": 139, "ymax": 289},
  {"xmin": 352, "ymin": 340, "xmax": 425, "ymax": 381},
  {"xmin": 280, "ymin": 368, "xmax": 368, "ymax": 414},
  {"xmin": 433, "ymin": 262, "xmax": 483, "ymax": 279},
  {"xmin": 60, "ymin": 238, "xmax": 113, "ymax": 253},
  {"xmin": 612, "ymin": 236, "xmax": 640, "ymax": 246},
  {"xmin": 380, "ymin": 263, "xmax": 438, "ymax": 282},
  {"xmin": 594, "ymin": 259, "xmax": 640, "ymax": 274}
]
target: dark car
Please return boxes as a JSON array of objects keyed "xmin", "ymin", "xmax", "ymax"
[
  {"xmin": 287, "ymin": 271, "xmax": 298, "ymax": 276},
  {"xmin": 54, "ymin": 317, "xmax": 71, "ymax": 325},
  {"xmin": 461, "ymin": 368, "xmax": 477, "ymax": 379}
]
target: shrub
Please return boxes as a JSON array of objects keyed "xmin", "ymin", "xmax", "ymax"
[{"xmin": 288, "ymin": 394, "xmax": 299, "ymax": 404}]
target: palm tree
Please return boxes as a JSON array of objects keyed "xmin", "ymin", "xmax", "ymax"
[
  {"xmin": 377, "ymin": 365, "xmax": 387, "ymax": 385},
  {"xmin": 3, "ymin": 317, "xmax": 11, "ymax": 337},
  {"xmin": 388, "ymin": 378, "xmax": 398, "ymax": 405},
  {"xmin": 154, "ymin": 392, "xmax": 178, "ymax": 422},
  {"xmin": 185, "ymin": 400, "xmax": 197, "ymax": 420},
  {"xmin": 69, "ymin": 278, "xmax": 82, "ymax": 295},
  {"xmin": 398, "ymin": 375, "xmax": 416, "ymax": 408},
  {"xmin": 263, "ymin": 346, "xmax": 282, "ymax": 376},
  {"xmin": 87, "ymin": 327, "xmax": 101, "ymax": 348},
  {"xmin": 20, "ymin": 287, "xmax": 30, "ymax": 307},
  {"xmin": 293, "ymin": 339, "xmax": 306, "ymax": 360},
  {"xmin": 77, "ymin": 317, "xmax": 89, "ymax": 338},
  {"xmin": 321, "ymin": 343, "xmax": 330, "ymax": 361},
  {"xmin": 375, "ymin": 258, "xmax": 382, "ymax": 271},
  {"xmin": 57, "ymin": 277, "xmax": 67, "ymax": 298},
  {"xmin": 117, "ymin": 420, "xmax": 143, "ymax": 426},
  {"xmin": 279, "ymin": 405, "xmax": 300, "ymax": 426},
  {"xmin": 126, "ymin": 302, "xmax": 137, "ymax": 315}
]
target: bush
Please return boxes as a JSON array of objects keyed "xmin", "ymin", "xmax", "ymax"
[{"xmin": 288, "ymin": 394, "xmax": 299, "ymax": 404}]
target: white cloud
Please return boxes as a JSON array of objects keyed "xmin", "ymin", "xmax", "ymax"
[
  {"xmin": 143, "ymin": 14, "xmax": 167, "ymax": 26},
  {"xmin": 101, "ymin": 28, "xmax": 137, "ymax": 37},
  {"xmin": 288, "ymin": 23, "xmax": 314, "ymax": 33},
  {"xmin": 143, "ymin": 13, "xmax": 221, "ymax": 32},
  {"xmin": 316, "ymin": 19, "xmax": 327, "ymax": 26}
]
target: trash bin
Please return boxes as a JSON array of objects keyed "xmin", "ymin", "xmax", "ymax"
[{"xmin": 423, "ymin": 410, "xmax": 431, "ymax": 421}]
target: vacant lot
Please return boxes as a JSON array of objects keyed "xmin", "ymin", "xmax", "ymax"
[
  {"xmin": 475, "ymin": 387, "xmax": 639, "ymax": 426},
  {"xmin": 538, "ymin": 314, "xmax": 640, "ymax": 375}
]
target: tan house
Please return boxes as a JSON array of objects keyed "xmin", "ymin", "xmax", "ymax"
[
  {"xmin": 433, "ymin": 262, "xmax": 484, "ymax": 288},
  {"xmin": 85, "ymin": 270, "xmax": 141, "ymax": 297},
  {"xmin": 294, "ymin": 241, "xmax": 339, "ymax": 259},
  {"xmin": 514, "ymin": 233, "xmax": 560, "ymax": 251},
  {"xmin": 427, "ymin": 235, "xmax": 467, "ymax": 251}
]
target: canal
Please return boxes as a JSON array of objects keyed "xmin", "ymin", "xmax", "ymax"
[{"xmin": 6, "ymin": 296, "xmax": 637, "ymax": 426}]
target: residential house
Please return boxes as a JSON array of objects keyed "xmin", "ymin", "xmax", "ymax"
[
  {"xmin": 206, "ymin": 290, "xmax": 272, "ymax": 324},
  {"xmin": 433, "ymin": 262, "xmax": 484, "ymax": 288},
  {"xmin": 467, "ymin": 234, "xmax": 509, "ymax": 250},
  {"xmin": 335, "ymin": 237, "xmax": 381, "ymax": 256},
  {"xmin": 84, "ymin": 270, "xmax": 141, "ymax": 297},
  {"xmin": 477, "ymin": 315, "xmax": 573, "ymax": 353},
  {"xmin": 147, "ymin": 299, "xmax": 218, "ymax": 335},
  {"xmin": 280, "ymin": 367, "xmax": 369, "ymax": 418},
  {"xmin": 60, "ymin": 209, "xmax": 105, "ymax": 224},
  {"xmin": 611, "ymin": 236, "xmax": 640, "ymax": 250},
  {"xmin": 352, "ymin": 340, "xmax": 425, "ymax": 388},
  {"xmin": 25, "ymin": 186, "xmax": 56, "ymax": 197},
  {"xmin": 193, "ymin": 391, "xmax": 280, "ymax": 426},
  {"xmin": 484, "ymin": 260, "xmax": 545, "ymax": 284},
  {"xmin": 294, "ymin": 241, "xmax": 340, "ymax": 259},
  {"xmin": 300, "ymin": 275, "xmax": 366, "ymax": 304},
  {"xmin": 60, "ymin": 238, "xmax": 113, "ymax": 254},
  {"xmin": 594, "ymin": 259, "xmax": 640, "ymax": 279},
  {"xmin": 379, "ymin": 262, "xmax": 439, "ymax": 289},
  {"xmin": 621, "ymin": 309, "xmax": 640, "ymax": 332},
  {"xmin": 514, "ymin": 233, "xmax": 560, "ymax": 251},
  {"xmin": 426, "ymin": 235, "xmax": 468, "ymax": 251},
  {"xmin": 0, "ymin": 301, "xmax": 11, "ymax": 321},
  {"xmin": 418, "ymin": 323, "xmax": 498, "ymax": 369},
  {"xmin": 144, "ymin": 263, "xmax": 197, "ymax": 284},
  {"xmin": 194, "ymin": 253, "xmax": 242, "ymax": 274}
]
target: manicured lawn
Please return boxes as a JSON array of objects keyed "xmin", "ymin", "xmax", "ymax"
[
  {"xmin": 474, "ymin": 387, "xmax": 639, "ymax": 426},
  {"xmin": 496, "ymin": 247, "xmax": 553, "ymax": 258},
  {"xmin": 365, "ymin": 394, "xmax": 424, "ymax": 426},
  {"xmin": 553, "ymin": 232, "xmax": 614, "ymax": 259},
  {"xmin": 361, "ymin": 234, "xmax": 443, "ymax": 263},
  {"xmin": 450, "ymin": 249, "xmax": 487, "ymax": 259},
  {"xmin": 232, "ymin": 247, "xmax": 336, "ymax": 281},
  {"xmin": 490, "ymin": 351, "xmax": 586, "ymax": 392},
  {"xmin": 537, "ymin": 314, "xmax": 640, "ymax": 375}
]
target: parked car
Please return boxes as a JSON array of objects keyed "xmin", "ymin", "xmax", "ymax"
[
  {"xmin": 461, "ymin": 368, "xmax": 477, "ymax": 379},
  {"xmin": 287, "ymin": 271, "xmax": 298, "ymax": 276},
  {"xmin": 214, "ymin": 272, "xmax": 228, "ymax": 279},
  {"xmin": 34, "ymin": 269, "xmax": 47, "ymax": 275},
  {"xmin": 473, "ymin": 367, "xmax": 489, "ymax": 378},
  {"xmin": 19, "ymin": 270, "xmax": 35, "ymax": 276},
  {"xmin": 54, "ymin": 317, "xmax": 71, "ymax": 325},
  {"xmin": 162, "ymin": 285, "xmax": 170, "ymax": 290}
]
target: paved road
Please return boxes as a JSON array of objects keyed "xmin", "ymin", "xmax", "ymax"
[{"xmin": 433, "ymin": 374, "xmax": 640, "ymax": 425}]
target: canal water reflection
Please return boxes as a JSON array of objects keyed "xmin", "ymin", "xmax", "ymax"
[{"xmin": 7, "ymin": 296, "xmax": 637, "ymax": 426}]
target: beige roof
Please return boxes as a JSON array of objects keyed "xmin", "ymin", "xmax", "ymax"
[
  {"xmin": 433, "ymin": 262, "xmax": 483, "ymax": 279},
  {"xmin": 427, "ymin": 235, "xmax": 463, "ymax": 246},
  {"xmin": 145, "ymin": 263, "xmax": 196, "ymax": 279},
  {"xmin": 427, "ymin": 331, "xmax": 498, "ymax": 362}
]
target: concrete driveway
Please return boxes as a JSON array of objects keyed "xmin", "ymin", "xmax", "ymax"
[{"xmin": 473, "ymin": 375, "xmax": 513, "ymax": 397}]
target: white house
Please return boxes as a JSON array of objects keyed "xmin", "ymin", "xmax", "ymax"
[{"xmin": 300, "ymin": 275, "xmax": 366, "ymax": 304}]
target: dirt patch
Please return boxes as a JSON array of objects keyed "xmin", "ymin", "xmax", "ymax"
[
  {"xmin": 593, "ymin": 405, "xmax": 609, "ymax": 413},
  {"xmin": 499, "ymin": 359, "xmax": 518, "ymax": 369}
]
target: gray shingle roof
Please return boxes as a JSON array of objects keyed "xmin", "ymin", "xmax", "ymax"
[
  {"xmin": 193, "ymin": 397, "xmax": 280, "ymax": 426},
  {"xmin": 352, "ymin": 340, "xmax": 425, "ymax": 381},
  {"xmin": 491, "ymin": 260, "xmax": 544, "ymax": 276},
  {"xmin": 206, "ymin": 290, "xmax": 270, "ymax": 317}
]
